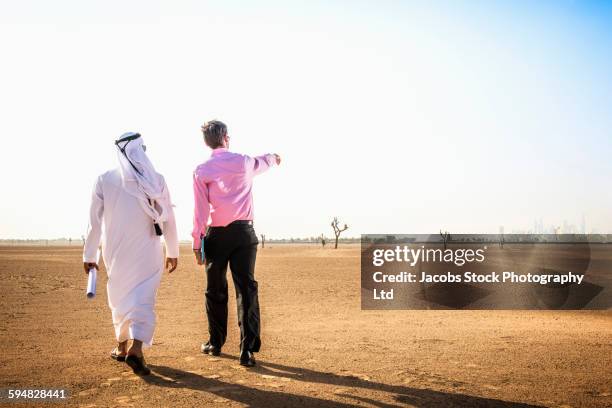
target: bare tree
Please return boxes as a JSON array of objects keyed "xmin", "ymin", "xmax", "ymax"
[
  {"xmin": 331, "ymin": 217, "xmax": 349, "ymax": 249},
  {"xmin": 440, "ymin": 230, "xmax": 451, "ymax": 250},
  {"xmin": 260, "ymin": 234, "xmax": 266, "ymax": 249},
  {"xmin": 553, "ymin": 226, "xmax": 561, "ymax": 241}
]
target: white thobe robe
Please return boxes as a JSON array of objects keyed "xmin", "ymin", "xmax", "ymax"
[{"xmin": 83, "ymin": 168, "xmax": 179, "ymax": 347}]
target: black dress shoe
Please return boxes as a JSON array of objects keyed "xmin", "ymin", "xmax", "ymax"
[
  {"xmin": 125, "ymin": 354, "xmax": 151, "ymax": 376},
  {"xmin": 201, "ymin": 342, "xmax": 221, "ymax": 356},
  {"xmin": 239, "ymin": 350, "xmax": 256, "ymax": 367}
]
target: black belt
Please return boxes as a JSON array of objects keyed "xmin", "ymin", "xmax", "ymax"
[
  {"xmin": 210, "ymin": 220, "xmax": 253, "ymax": 229},
  {"xmin": 230, "ymin": 220, "xmax": 253, "ymax": 225}
]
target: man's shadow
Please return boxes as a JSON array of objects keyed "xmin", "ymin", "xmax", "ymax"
[
  {"xmin": 145, "ymin": 364, "xmax": 357, "ymax": 408},
  {"xmin": 144, "ymin": 356, "xmax": 544, "ymax": 407}
]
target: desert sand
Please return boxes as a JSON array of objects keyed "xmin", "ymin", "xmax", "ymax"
[{"xmin": 0, "ymin": 245, "xmax": 610, "ymax": 407}]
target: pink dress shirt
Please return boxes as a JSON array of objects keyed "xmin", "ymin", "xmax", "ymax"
[{"xmin": 192, "ymin": 148, "xmax": 277, "ymax": 249}]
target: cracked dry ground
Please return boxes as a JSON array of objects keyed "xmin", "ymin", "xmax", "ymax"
[{"xmin": 0, "ymin": 245, "xmax": 610, "ymax": 407}]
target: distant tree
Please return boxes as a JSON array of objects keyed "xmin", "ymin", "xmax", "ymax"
[
  {"xmin": 321, "ymin": 234, "xmax": 326, "ymax": 248},
  {"xmin": 260, "ymin": 234, "xmax": 266, "ymax": 249},
  {"xmin": 331, "ymin": 217, "xmax": 349, "ymax": 249},
  {"xmin": 440, "ymin": 230, "xmax": 451, "ymax": 250}
]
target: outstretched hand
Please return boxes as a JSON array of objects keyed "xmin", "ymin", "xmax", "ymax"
[
  {"xmin": 274, "ymin": 153, "xmax": 281, "ymax": 165},
  {"xmin": 166, "ymin": 257, "xmax": 178, "ymax": 273}
]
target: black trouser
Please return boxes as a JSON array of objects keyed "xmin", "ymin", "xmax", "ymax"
[{"xmin": 204, "ymin": 222, "xmax": 261, "ymax": 352}]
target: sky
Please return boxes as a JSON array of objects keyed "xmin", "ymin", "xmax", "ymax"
[{"xmin": 0, "ymin": 0, "xmax": 611, "ymax": 240}]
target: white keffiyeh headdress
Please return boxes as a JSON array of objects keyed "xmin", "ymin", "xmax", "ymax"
[{"xmin": 115, "ymin": 132, "xmax": 170, "ymax": 228}]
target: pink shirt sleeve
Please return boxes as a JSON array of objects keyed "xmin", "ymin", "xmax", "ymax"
[
  {"xmin": 247, "ymin": 154, "xmax": 277, "ymax": 176},
  {"xmin": 192, "ymin": 171, "xmax": 210, "ymax": 249}
]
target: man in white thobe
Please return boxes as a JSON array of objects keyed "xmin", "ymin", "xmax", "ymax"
[{"xmin": 83, "ymin": 132, "xmax": 179, "ymax": 375}]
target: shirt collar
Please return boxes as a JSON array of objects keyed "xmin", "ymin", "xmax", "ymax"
[{"xmin": 211, "ymin": 147, "xmax": 228, "ymax": 156}]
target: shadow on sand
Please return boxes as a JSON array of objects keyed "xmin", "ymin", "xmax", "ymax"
[{"xmin": 144, "ymin": 355, "xmax": 544, "ymax": 407}]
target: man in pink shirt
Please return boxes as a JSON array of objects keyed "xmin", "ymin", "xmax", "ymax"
[{"xmin": 192, "ymin": 120, "xmax": 280, "ymax": 367}]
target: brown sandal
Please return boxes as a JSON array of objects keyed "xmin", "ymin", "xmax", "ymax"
[
  {"xmin": 110, "ymin": 347, "xmax": 126, "ymax": 362},
  {"xmin": 125, "ymin": 354, "xmax": 151, "ymax": 376}
]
